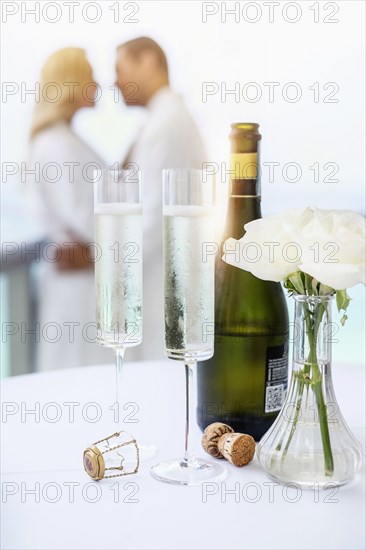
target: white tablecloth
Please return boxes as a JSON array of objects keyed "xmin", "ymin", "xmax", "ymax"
[{"xmin": 1, "ymin": 360, "xmax": 365, "ymax": 550}]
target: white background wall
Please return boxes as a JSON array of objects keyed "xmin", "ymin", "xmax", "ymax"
[{"xmin": 1, "ymin": 0, "xmax": 365, "ymax": 369}]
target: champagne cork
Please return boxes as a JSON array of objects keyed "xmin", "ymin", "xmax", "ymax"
[
  {"xmin": 201, "ymin": 422, "xmax": 234, "ymax": 458},
  {"xmin": 218, "ymin": 432, "xmax": 256, "ymax": 467}
]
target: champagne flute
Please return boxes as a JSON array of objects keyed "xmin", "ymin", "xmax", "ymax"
[
  {"xmin": 150, "ymin": 169, "xmax": 227, "ymax": 485},
  {"xmin": 94, "ymin": 167, "xmax": 156, "ymax": 460}
]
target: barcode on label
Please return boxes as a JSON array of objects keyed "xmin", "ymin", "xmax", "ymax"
[{"xmin": 265, "ymin": 384, "xmax": 285, "ymax": 413}]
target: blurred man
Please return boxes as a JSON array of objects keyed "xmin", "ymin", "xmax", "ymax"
[{"xmin": 116, "ymin": 37, "xmax": 206, "ymax": 361}]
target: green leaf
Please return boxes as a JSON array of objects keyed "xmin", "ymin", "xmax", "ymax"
[
  {"xmin": 336, "ymin": 289, "xmax": 351, "ymax": 311},
  {"xmin": 304, "ymin": 273, "xmax": 315, "ymax": 295},
  {"xmin": 340, "ymin": 314, "xmax": 348, "ymax": 327},
  {"xmin": 336, "ymin": 289, "xmax": 351, "ymax": 326},
  {"xmin": 319, "ymin": 283, "xmax": 335, "ymax": 296},
  {"xmin": 312, "ymin": 278, "xmax": 320, "ymax": 294},
  {"xmin": 285, "ymin": 271, "xmax": 305, "ymax": 295}
]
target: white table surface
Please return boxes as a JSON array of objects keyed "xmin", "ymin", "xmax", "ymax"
[{"xmin": 1, "ymin": 360, "xmax": 365, "ymax": 550}]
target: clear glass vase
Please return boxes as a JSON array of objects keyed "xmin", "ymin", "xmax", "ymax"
[{"xmin": 257, "ymin": 295, "xmax": 363, "ymax": 487}]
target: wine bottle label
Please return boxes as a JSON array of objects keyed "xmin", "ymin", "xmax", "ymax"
[
  {"xmin": 264, "ymin": 344, "xmax": 288, "ymax": 414},
  {"xmin": 230, "ymin": 153, "xmax": 258, "ymax": 179}
]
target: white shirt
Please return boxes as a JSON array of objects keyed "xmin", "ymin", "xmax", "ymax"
[
  {"xmin": 28, "ymin": 121, "xmax": 110, "ymax": 371},
  {"xmin": 126, "ymin": 87, "xmax": 207, "ymax": 361},
  {"xmin": 29, "ymin": 121, "xmax": 100, "ymax": 243}
]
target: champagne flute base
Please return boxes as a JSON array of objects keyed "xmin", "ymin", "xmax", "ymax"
[{"xmin": 150, "ymin": 457, "xmax": 227, "ymax": 486}]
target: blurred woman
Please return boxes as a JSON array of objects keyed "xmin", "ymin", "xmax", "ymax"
[{"xmin": 29, "ymin": 47, "xmax": 110, "ymax": 371}]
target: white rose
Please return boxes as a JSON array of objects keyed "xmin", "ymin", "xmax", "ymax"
[{"xmin": 223, "ymin": 207, "xmax": 365, "ymax": 290}]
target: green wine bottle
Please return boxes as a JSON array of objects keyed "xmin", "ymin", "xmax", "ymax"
[{"xmin": 197, "ymin": 122, "xmax": 289, "ymax": 441}]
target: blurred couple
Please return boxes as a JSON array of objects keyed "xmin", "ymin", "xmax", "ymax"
[{"xmin": 29, "ymin": 38, "xmax": 206, "ymax": 371}]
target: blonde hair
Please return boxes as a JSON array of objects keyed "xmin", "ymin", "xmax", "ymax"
[{"xmin": 30, "ymin": 47, "xmax": 93, "ymax": 139}]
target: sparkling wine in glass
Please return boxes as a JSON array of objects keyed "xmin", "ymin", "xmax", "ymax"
[
  {"xmin": 94, "ymin": 168, "xmax": 156, "ymax": 460},
  {"xmin": 150, "ymin": 169, "xmax": 227, "ymax": 485}
]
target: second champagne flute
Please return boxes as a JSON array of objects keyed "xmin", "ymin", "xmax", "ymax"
[{"xmin": 150, "ymin": 168, "xmax": 227, "ymax": 485}]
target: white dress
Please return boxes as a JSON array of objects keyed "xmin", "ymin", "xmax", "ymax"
[
  {"xmin": 125, "ymin": 87, "xmax": 207, "ymax": 361},
  {"xmin": 29, "ymin": 121, "xmax": 111, "ymax": 371}
]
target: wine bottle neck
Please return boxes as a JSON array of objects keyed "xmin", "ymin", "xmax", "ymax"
[
  {"xmin": 230, "ymin": 178, "xmax": 261, "ymax": 198},
  {"xmin": 225, "ymin": 125, "xmax": 262, "ymax": 239},
  {"xmin": 223, "ymin": 192, "xmax": 262, "ymax": 240}
]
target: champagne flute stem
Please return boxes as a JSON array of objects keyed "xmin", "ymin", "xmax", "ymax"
[
  {"xmin": 183, "ymin": 360, "xmax": 196, "ymax": 464},
  {"xmin": 115, "ymin": 347, "xmax": 126, "ymax": 421}
]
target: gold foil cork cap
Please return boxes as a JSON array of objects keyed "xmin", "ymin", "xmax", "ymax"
[
  {"xmin": 83, "ymin": 430, "xmax": 139, "ymax": 480},
  {"xmin": 83, "ymin": 446, "xmax": 105, "ymax": 480}
]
